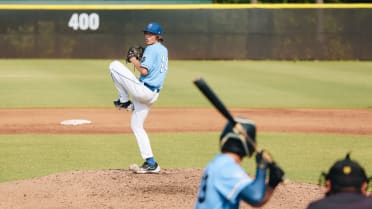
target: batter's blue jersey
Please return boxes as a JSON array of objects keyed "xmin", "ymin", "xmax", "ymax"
[
  {"xmin": 139, "ymin": 42, "xmax": 168, "ymax": 89},
  {"xmin": 195, "ymin": 154, "xmax": 253, "ymax": 209}
]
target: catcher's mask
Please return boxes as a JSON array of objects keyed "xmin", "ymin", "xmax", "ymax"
[
  {"xmin": 143, "ymin": 22, "xmax": 163, "ymax": 36},
  {"xmin": 318, "ymin": 153, "xmax": 371, "ymax": 195},
  {"xmin": 220, "ymin": 117, "xmax": 256, "ymax": 158}
]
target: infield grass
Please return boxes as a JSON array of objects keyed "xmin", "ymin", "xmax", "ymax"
[
  {"xmin": 0, "ymin": 133, "xmax": 371, "ymax": 183},
  {"xmin": 1, "ymin": 59, "xmax": 372, "ymax": 185},
  {"xmin": 1, "ymin": 59, "xmax": 372, "ymax": 108}
]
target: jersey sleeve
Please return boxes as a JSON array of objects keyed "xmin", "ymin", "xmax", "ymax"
[{"xmin": 238, "ymin": 168, "xmax": 267, "ymax": 205}]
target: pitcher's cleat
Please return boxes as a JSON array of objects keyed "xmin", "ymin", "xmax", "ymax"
[
  {"xmin": 113, "ymin": 99, "xmax": 134, "ymax": 111},
  {"xmin": 135, "ymin": 162, "xmax": 160, "ymax": 174}
]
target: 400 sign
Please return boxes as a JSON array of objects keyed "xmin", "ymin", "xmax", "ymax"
[{"xmin": 68, "ymin": 13, "xmax": 100, "ymax": 31}]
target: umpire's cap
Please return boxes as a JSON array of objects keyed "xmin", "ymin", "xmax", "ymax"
[
  {"xmin": 325, "ymin": 153, "xmax": 369, "ymax": 191},
  {"xmin": 220, "ymin": 117, "xmax": 256, "ymax": 158}
]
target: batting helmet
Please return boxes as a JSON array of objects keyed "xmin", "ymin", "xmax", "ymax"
[
  {"xmin": 143, "ymin": 22, "xmax": 163, "ymax": 35},
  {"xmin": 220, "ymin": 117, "xmax": 256, "ymax": 158}
]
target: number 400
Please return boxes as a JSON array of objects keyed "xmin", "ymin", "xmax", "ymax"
[{"xmin": 68, "ymin": 13, "xmax": 100, "ymax": 31}]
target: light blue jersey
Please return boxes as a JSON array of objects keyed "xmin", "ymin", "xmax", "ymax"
[
  {"xmin": 195, "ymin": 154, "xmax": 253, "ymax": 209},
  {"xmin": 139, "ymin": 42, "xmax": 168, "ymax": 90}
]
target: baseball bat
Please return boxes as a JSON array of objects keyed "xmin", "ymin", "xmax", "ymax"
[
  {"xmin": 193, "ymin": 77, "xmax": 271, "ymax": 162},
  {"xmin": 193, "ymin": 77, "xmax": 236, "ymax": 126},
  {"xmin": 193, "ymin": 77, "xmax": 291, "ymax": 185}
]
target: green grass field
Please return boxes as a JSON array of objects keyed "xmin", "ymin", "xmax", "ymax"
[
  {"xmin": 1, "ymin": 59, "xmax": 372, "ymax": 108},
  {"xmin": 0, "ymin": 59, "xmax": 371, "ymax": 183},
  {"xmin": 0, "ymin": 133, "xmax": 371, "ymax": 183}
]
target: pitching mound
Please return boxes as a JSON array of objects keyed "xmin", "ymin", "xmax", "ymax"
[{"xmin": 0, "ymin": 168, "xmax": 325, "ymax": 209}]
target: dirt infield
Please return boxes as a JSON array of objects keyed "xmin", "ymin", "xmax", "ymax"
[
  {"xmin": 1, "ymin": 108, "xmax": 371, "ymax": 209},
  {"xmin": 1, "ymin": 108, "xmax": 372, "ymax": 134}
]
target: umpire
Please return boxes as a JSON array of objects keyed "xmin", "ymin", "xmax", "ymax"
[{"xmin": 307, "ymin": 153, "xmax": 372, "ymax": 209}]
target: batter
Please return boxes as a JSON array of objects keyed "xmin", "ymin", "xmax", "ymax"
[{"xmin": 195, "ymin": 118, "xmax": 285, "ymax": 209}]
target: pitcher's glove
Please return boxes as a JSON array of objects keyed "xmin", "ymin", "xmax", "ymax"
[{"xmin": 126, "ymin": 46, "xmax": 144, "ymax": 63}]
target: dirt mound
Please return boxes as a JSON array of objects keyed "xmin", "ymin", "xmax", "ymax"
[{"xmin": 0, "ymin": 169, "xmax": 325, "ymax": 209}]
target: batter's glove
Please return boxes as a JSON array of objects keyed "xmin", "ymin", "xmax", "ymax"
[
  {"xmin": 255, "ymin": 150, "xmax": 272, "ymax": 169},
  {"xmin": 126, "ymin": 46, "xmax": 144, "ymax": 63},
  {"xmin": 268, "ymin": 162, "xmax": 285, "ymax": 189}
]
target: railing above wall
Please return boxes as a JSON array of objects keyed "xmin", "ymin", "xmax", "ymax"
[{"xmin": 0, "ymin": 3, "xmax": 371, "ymax": 8}]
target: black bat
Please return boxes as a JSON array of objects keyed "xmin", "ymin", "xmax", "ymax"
[
  {"xmin": 193, "ymin": 77, "xmax": 236, "ymax": 126},
  {"xmin": 193, "ymin": 77, "xmax": 292, "ymax": 185},
  {"xmin": 193, "ymin": 77, "xmax": 272, "ymax": 162}
]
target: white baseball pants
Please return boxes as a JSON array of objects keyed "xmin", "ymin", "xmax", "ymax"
[{"xmin": 109, "ymin": 60, "xmax": 159, "ymax": 160}]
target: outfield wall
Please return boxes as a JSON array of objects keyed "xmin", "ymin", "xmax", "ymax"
[{"xmin": 0, "ymin": 4, "xmax": 371, "ymax": 60}]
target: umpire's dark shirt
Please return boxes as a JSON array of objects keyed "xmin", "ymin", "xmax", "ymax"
[{"xmin": 307, "ymin": 192, "xmax": 372, "ymax": 209}]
